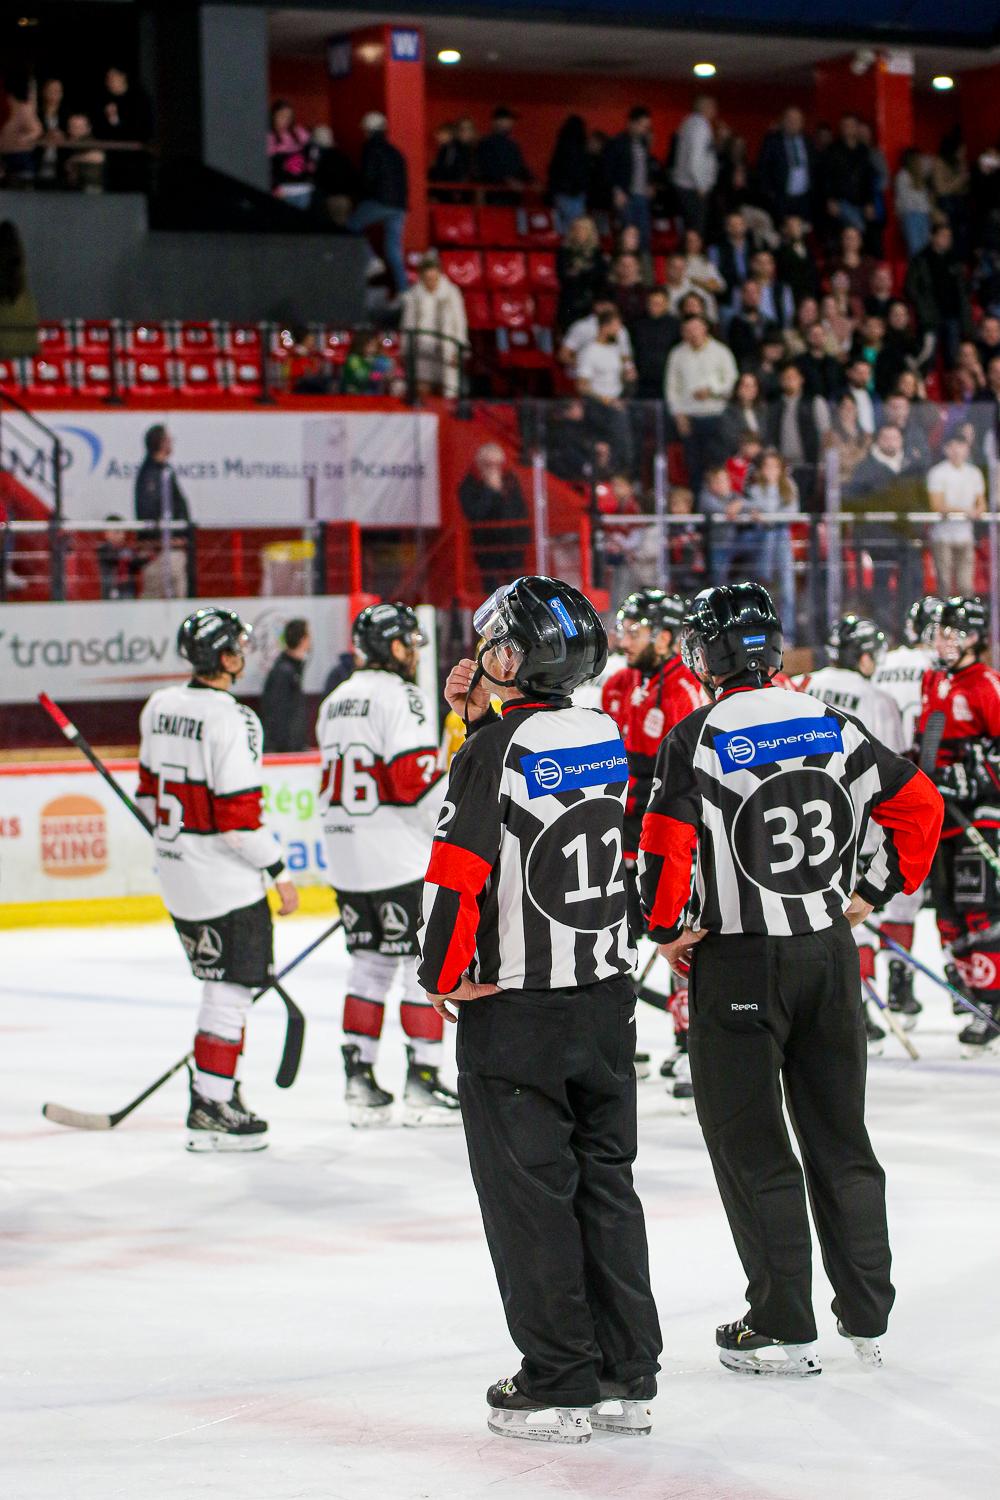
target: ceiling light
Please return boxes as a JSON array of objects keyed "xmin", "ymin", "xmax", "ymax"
[
  {"xmin": 693, "ymin": 62, "xmax": 717, "ymax": 78},
  {"xmin": 437, "ymin": 48, "xmax": 461, "ymax": 65},
  {"xmin": 932, "ymin": 75, "xmax": 955, "ymax": 91}
]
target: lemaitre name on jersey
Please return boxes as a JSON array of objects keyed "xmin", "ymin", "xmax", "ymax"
[
  {"xmin": 417, "ymin": 702, "xmax": 636, "ymax": 995},
  {"xmin": 316, "ymin": 667, "xmax": 444, "ymax": 891},
  {"xmin": 638, "ymin": 683, "xmax": 943, "ymax": 943},
  {"xmin": 137, "ymin": 682, "xmax": 283, "ymax": 921}
]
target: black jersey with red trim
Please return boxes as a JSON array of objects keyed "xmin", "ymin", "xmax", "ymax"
[
  {"xmin": 137, "ymin": 681, "xmax": 284, "ymax": 921},
  {"xmin": 417, "ymin": 700, "xmax": 636, "ymax": 995},
  {"xmin": 613, "ymin": 656, "xmax": 706, "ymax": 856},
  {"xmin": 638, "ymin": 680, "xmax": 943, "ymax": 944}
]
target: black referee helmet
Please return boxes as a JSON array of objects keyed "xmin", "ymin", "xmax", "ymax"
[
  {"xmin": 177, "ymin": 607, "xmax": 252, "ymax": 675},
  {"xmin": 681, "ymin": 583, "xmax": 783, "ymax": 685},
  {"xmin": 474, "ymin": 576, "xmax": 608, "ymax": 697}
]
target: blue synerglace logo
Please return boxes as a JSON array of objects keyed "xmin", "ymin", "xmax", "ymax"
[
  {"xmin": 714, "ymin": 716, "xmax": 844, "ymax": 773},
  {"xmin": 521, "ymin": 740, "xmax": 628, "ymax": 798},
  {"xmin": 548, "ymin": 597, "xmax": 579, "ymax": 638}
]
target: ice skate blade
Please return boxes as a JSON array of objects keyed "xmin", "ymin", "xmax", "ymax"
[
  {"xmin": 402, "ymin": 1102, "xmax": 462, "ymax": 1128},
  {"xmin": 719, "ymin": 1344, "xmax": 821, "ymax": 1378},
  {"xmin": 186, "ymin": 1131, "xmax": 268, "ymax": 1153},
  {"xmin": 843, "ymin": 1336, "xmax": 883, "ymax": 1367},
  {"xmin": 590, "ymin": 1399, "xmax": 652, "ymax": 1435},
  {"xmin": 487, "ymin": 1407, "xmax": 592, "ymax": 1443},
  {"xmin": 346, "ymin": 1104, "xmax": 392, "ymax": 1129},
  {"xmin": 960, "ymin": 1040, "xmax": 999, "ymax": 1059}
]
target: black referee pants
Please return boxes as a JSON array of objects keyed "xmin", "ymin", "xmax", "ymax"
[
  {"xmin": 456, "ymin": 977, "xmax": 662, "ymax": 1407},
  {"xmin": 688, "ymin": 920, "xmax": 894, "ymax": 1344}
]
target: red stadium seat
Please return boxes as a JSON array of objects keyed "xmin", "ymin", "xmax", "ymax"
[
  {"xmin": 534, "ymin": 292, "xmax": 558, "ymax": 326},
  {"xmin": 37, "ymin": 321, "xmax": 74, "ymax": 354},
  {"xmin": 492, "ymin": 293, "xmax": 535, "ymax": 329},
  {"xmin": 527, "ymin": 252, "xmax": 558, "ymax": 290},
  {"xmin": 77, "ymin": 358, "xmax": 114, "ymax": 398},
  {"xmin": 440, "ymin": 249, "xmax": 484, "ymax": 289},
  {"xmin": 177, "ymin": 321, "xmax": 221, "ymax": 353},
  {"xmin": 477, "ymin": 207, "xmax": 519, "ymax": 246},
  {"xmin": 378, "ymin": 331, "xmax": 401, "ymax": 358},
  {"xmin": 76, "ymin": 320, "xmax": 116, "ymax": 356},
  {"xmin": 485, "ymin": 251, "xmax": 528, "ymax": 290},
  {"xmin": 321, "ymin": 329, "xmax": 352, "ymax": 364},
  {"xmin": 651, "ymin": 218, "xmax": 679, "ymax": 253},
  {"xmin": 430, "ymin": 204, "xmax": 478, "ymax": 246},
  {"xmin": 24, "ymin": 356, "xmax": 76, "ymax": 398},
  {"xmin": 176, "ymin": 353, "xmax": 228, "ymax": 396},
  {"xmin": 464, "ymin": 290, "xmax": 494, "ymax": 330},
  {"xmin": 520, "ymin": 208, "xmax": 559, "ymax": 247},
  {"xmin": 496, "ymin": 327, "xmax": 555, "ymax": 368},
  {"xmin": 228, "ymin": 358, "xmax": 263, "ymax": 396},
  {"xmin": 128, "ymin": 354, "xmax": 173, "ymax": 397},
  {"xmin": 223, "ymin": 323, "xmax": 263, "ymax": 357},
  {"xmin": 125, "ymin": 321, "xmax": 171, "ymax": 354},
  {"xmin": 0, "ymin": 358, "xmax": 22, "ymax": 391}
]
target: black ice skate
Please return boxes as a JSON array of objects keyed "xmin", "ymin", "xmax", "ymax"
[
  {"xmin": 837, "ymin": 1318, "xmax": 884, "ymax": 1368},
  {"xmin": 887, "ymin": 959, "xmax": 922, "ymax": 1030},
  {"xmin": 659, "ymin": 1027, "xmax": 688, "ymax": 1079},
  {"xmin": 402, "ymin": 1046, "xmax": 461, "ymax": 1127},
  {"xmin": 945, "ymin": 962, "xmax": 975, "ymax": 1017},
  {"xmin": 186, "ymin": 1081, "xmax": 268, "ymax": 1153},
  {"xmin": 670, "ymin": 1051, "xmax": 695, "ymax": 1103},
  {"xmin": 342, "ymin": 1044, "xmax": 393, "ymax": 1128},
  {"xmin": 864, "ymin": 1004, "xmax": 886, "ymax": 1054},
  {"xmin": 716, "ymin": 1317, "xmax": 821, "ymax": 1378},
  {"xmin": 486, "ymin": 1374, "xmax": 592, "ymax": 1443},
  {"xmin": 590, "ymin": 1374, "xmax": 656, "ymax": 1436},
  {"xmin": 959, "ymin": 1000, "xmax": 1000, "ymax": 1056},
  {"xmin": 634, "ymin": 1050, "xmax": 652, "ymax": 1082}
]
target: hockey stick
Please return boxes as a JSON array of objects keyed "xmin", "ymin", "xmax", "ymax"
[
  {"xmin": 861, "ymin": 976, "xmax": 920, "ymax": 1061},
  {"xmin": 37, "ymin": 691, "xmax": 312, "ymax": 1091},
  {"xmin": 864, "ymin": 922, "xmax": 1000, "ymax": 1035},
  {"xmin": 942, "ymin": 800, "xmax": 1000, "ymax": 883},
  {"xmin": 41, "ymin": 917, "xmax": 341, "ymax": 1129}
]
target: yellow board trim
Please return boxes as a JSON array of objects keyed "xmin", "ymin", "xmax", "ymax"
[{"xmin": 0, "ymin": 884, "xmax": 337, "ymax": 929}]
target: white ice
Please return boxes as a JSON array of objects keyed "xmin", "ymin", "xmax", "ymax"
[{"xmin": 2, "ymin": 909, "xmax": 998, "ymax": 1500}]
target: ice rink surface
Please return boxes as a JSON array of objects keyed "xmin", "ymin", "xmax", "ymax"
[{"xmin": 3, "ymin": 910, "xmax": 998, "ymax": 1500}]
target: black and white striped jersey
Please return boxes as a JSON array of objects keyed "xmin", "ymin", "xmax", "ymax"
[
  {"xmin": 416, "ymin": 701, "xmax": 636, "ymax": 994},
  {"xmin": 638, "ymin": 681, "xmax": 943, "ymax": 944}
]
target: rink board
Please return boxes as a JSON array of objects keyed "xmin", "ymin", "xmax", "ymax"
[{"xmin": 0, "ymin": 754, "xmax": 334, "ymax": 926}]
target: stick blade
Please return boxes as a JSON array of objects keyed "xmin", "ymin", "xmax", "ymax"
[{"xmin": 42, "ymin": 1101, "xmax": 115, "ymax": 1130}]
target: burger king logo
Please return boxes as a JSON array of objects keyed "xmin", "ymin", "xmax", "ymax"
[{"xmin": 40, "ymin": 794, "xmax": 108, "ymax": 879}]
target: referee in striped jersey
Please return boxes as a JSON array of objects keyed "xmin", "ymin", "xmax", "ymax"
[
  {"xmin": 639, "ymin": 583, "xmax": 943, "ymax": 1377},
  {"xmin": 418, "ymin": 576, "xmax": 661, "ymax": 1444}
]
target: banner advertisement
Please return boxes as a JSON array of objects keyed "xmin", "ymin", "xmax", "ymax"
[
  {"xmin": 0, "ymin": 755, "xmax": 330, "ymax": 912},
  {"xmin": 0, "ymin": 594, "xmax": 350, "ymax": 703},
  {"xmin": 4, "ymin": 409, "xmax": 439, "ymax": 527}
]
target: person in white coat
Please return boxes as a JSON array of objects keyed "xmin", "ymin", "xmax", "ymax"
[{"xmin": 400, "ymin": 251, "xmax": 469, "ymax": 397}]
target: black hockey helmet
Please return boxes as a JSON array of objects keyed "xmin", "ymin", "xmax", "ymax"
[
  {"xmin": 616, "ymin": 587, "xmax": 686, "ymax": 640},
  {"xmin": 904, "ymin": 594, "xmax": 943, "ymax": 648},
  {"xmin": 937, "ymin": 596, "xmax": 989, "ymax": 659},
  {"xmin": 177, "ymin": 607, "xmax": 252, "ymax": 676},
  {"xmin": 680, "ymin": 583, "xmax": 783, "ymax": 685},
  {"xmin": 826, "ymin": 614, "xmax": 886, "ymax": 671},
  {"xmin": 352, "ymin": 601, "xmax": 427, "ymax": 667},
  {"xmin": 474, "ymin": 576, "xmax": 608, "ymax": 698}
]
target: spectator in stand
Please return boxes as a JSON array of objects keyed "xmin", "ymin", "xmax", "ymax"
[
  {"xmin": 585, "ymin": 128, "xmax": 613, "ymax": 216},
  {"xmin": 720, "ymin": 370, "xmax": 768, "ymax": 450},
  {"xmin": 821, "ymin": 114, "xmax": 876, "ymax": 242},
  {"xmin": 0, "ymin": 83, "xmax": 42, "ymax": 186},
  {"xmin": 758, "ymin": 107, "xmax": 814, "ymax": 225},
  {"xmin": 458, "ymin": 443, "xmax": 531, "ymax": 591},
  {"xmin": 709, "ymin": 210, "xmax": 758, "ymax": 309},
  {"xmin": 595, "ymin": 473, "xmax": 647, "ymax": 595},
  {"xmin": 833, "ymin": 225, "xmax": 876, "ymax": 306},
  {"xmin": 310, "ymin": 125, "xmax": 358, "ymax": 226},
  {"xmin": 700, "ymin": 463, "xmax": 763, "ymax": 584},
  {"xmin": 348, "ymin": 112, "xmax": 409, "ymax": 300},
  {"xmin": 260, "ymin": 619, "xmax": 312, "ymax": 753},
  {"xmin": 672, "ymin": 95, "xmax": 718, "ymax": 236},
  {"xmin": 666, "ymin": 484, "xmax": 705, "ymax": 594},
  {"xmin": 820, "ymin": 285, "xmax": 858, "ymax": 358},
  {"xmin": 844, "ymin": 356, "xmax": 878, "ymax": 434},
  {"xmin": 97, "ymin": 65, "xmax": 152, "ymax": 188},
  {"xmin": 546, "ymin": 398, "xmax": 593, "ymax": 481},
  {"xmin": 983, "ymin": 357, "xmax": 1000, "ymax": 467},
  {"xmin": 747, "ymin": 447, "xmax": 800, "ymax": 639},
  {"xmin": 748, "ymin": 249, "xmax": 794, "ymax": 328},
  {"xmin": 616, "ymin": 223, "xmax": 653, "ymax": 286},
  {"xmin": 608, "ymin": 252, "xmax": 648, "ymax": 326},
  {"xmin": 682, "ymin": 227, "xmax": 726, "ymax": 305},
  {"xmin": 0, "ymin": 221, "xmax": 38, "ymax": 358},
  {"xmin": 134, "ymin": 424, "xmax": 190, "ymax": 599},
  {"xmin": 605, "ymin": 106, "xmax": 656, "ymax": 251},
  {"xmin": 932, "ymin": 128, "xmax": 971, "ymax": 255},
  {"xmin": 36, "ymin": 78, "xmax": 67, "ymax": 185},
  {"xmin": 894, "ymin": 148, "xmax": 934, "ymax": 257},
  {"xmin": 284, "ymin": 326, "xmax": 335, "ymax": 394},
  {"xmin": 475, "ymin": 106, "xmax": 531, "ymax": 202},
  {"xmin": 547, "ymin": 114, "xmax": 590, "ymax": 235},
  {"xmin": 322, "ymin": 651, "xmax": 356, "ymax": 698},
  {"xmin": 864, "ymin": 263, "xmax": 895, "ymax": 322},
  {"xmin": 727, "ymin": 280, "xmax": 768, "ymax": 367},
  {"xmin": 955, "ymin": 339, "xmax": 988, "ymax": 397},
  {"xmin": 858, "ymin": 119, "xmax": 888, "ymax": 254},
  {"xmin": 747, "ymin": 325, "xmax": 787, "ymax": 402},
  {"xmin": 765, "ymin": 361, "xmax": 830, "ymax": 509},
  {"xmin": 847, "ymin": 421, "xmax": 924, "ymax": 495},
  {"xmin": 97, "ymin": 516, "xmax": 146, "ymax": 601},
  {"xmin": 62, "ymin": 114, "xmax": 105, "ymax": 192},
  {"xmin": 976, "ymin": 314, "xmax": 1000, "ymax": 370},
  {"xmin": 665, "ymin": 312, "xmax": 737, "ymax": 490},
  {"xmin": 824, "ymin": 392, "xmax": 871, "ymax": 489},
  {"xmin": 927, "ymin": 432, "xmax": 985, "ymax": 596},
  {"xmin": 726, "ymin": 430, "xmax": 764, "ymax": 494},
  {"xmin": 559, "ymin": 296, "xmax": 633, "ymax": 378},
  {"xmin": 341, "ymin": 329, "xmax": 395, "ymax": 395},
  {"xmin": 630, "ymin": 286, "xmax": 680, "ymax": 398},
  {"xmin": 556, "ymin": 215, "xmax": 608, "ymax": 331},
  {"xmin": 794, "ymin": 321, "xmax": 843, "ymax": 401},
  {"xmin": 711, "ymin": 125, "xmax": 750, "ymax": 230},
  {"xmin": 883, "ymin": 393, "xmax": 932, "ymax": 471},
  {"xmin": 662, "ymin": 252, "xmax": 696, "ymax": 316},
  {"xmin": 575, "ymin": 307, "xmax": 635, "ymax": 473},
  {"xmin": 905, "ymin": 221, "xmax": 974, "ymax": 372},
  {"xmin": 783, "ymin": 295, "xmax": 821, "ymax": 358},
  {"xmin": 429, "ymin": 118, "xmax": 478, "ymax": 186},
  {"xmin": 775, "ymin": 213, "xmax": 820, "ymax": 303},
  {"xmin": 268, "ymin": 101, "xmax": 313, "ymax": 209},
  {"xmin": 850, "ymin": 313, "xmax": 894, "ymax": 397},
  {"xmin": 400, "ymin": 251, "xmax": 468, "ymax": 398}
]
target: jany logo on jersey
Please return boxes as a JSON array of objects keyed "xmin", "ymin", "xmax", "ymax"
[
  {"xmin": 714, "ymin": 717, "xmax": 844, "ymax": 773},
  {"xmin": 521, "ymin": 741, "xmax": 628, "ymax": 798}
]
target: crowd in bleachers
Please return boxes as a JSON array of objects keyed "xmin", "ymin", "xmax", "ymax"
[{"xmin": 0, "ymin": 68, "xmax": 152, "ymax": 192}]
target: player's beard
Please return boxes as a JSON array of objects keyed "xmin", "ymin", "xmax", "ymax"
[{"xmin": 629, "ymin": 644, "xmax": 660, "ymax": 676}]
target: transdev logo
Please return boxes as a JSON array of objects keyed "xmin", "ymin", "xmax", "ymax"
[
  {"xmin": 520, "ymin": 740, "xmax": 628, "ymax": 798},
  {"xmin": 714, "ymin": 717, "xmax": 843, "ymax": 773}
]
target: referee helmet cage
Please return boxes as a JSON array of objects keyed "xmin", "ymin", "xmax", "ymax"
[
  {"xmin": 616, "ymin": 587, "xmax": 686, "ymax": 641},
  {"xmin": 938, "ymin": 596, "xmax": 989, "ymax": 658},
  {"xmin": 680, "ymin": 583, "xmax": 783, "ymax": 684},
  {"xmin": 826, "ymin": 614, "xmax": 887, "ymax": 671},
  {"xmin": 177, "ymin": 607, "xmax": 252, "ymax": 675},
  {"xmin": 904, "ymin": 594, "xmax": 943, "ymax": 648},
  {"xmin": 352, "ymin": 602, "xmax": 427, "ymax": 667},
  {"xmin": 474, "ymin": 576, "xmax": 608, "ymax": 698}
]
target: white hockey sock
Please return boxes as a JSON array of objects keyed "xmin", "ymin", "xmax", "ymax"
[
  {"xmin": 399, "ymin": 959, "xmax": 445, "ymax": 1067},
  {"xmin": 193, "ymin": 981, "xmax": 254, "ymax": 1102},
  {"xmin": 343, "ymin": 951, "xmax": 397, "ymax": 1068}
]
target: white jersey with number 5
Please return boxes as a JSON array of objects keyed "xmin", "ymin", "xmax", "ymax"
[
  {"xmin": 137, "ymin": 681, "xmax": 283, "ymax": 921},
  {"xmin": 316, "ymin": 667, "xmax": 445, "ymax": 891}
]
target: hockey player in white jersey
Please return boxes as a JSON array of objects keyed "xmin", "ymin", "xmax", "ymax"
[
  {"xmin": 871, "ymin": 595, "xmax": 941, "ymax": 1025},
  {"xmin": 137, "ymin": 608, "xmax": 300, "ymax": 1152},
  {"xmin": 797, "ymin": 615, "xmax": 905, "ymax": 1048},
  {"xmin": 317, "ymin": 602, "xmax": 458, "ymax": 1127}
]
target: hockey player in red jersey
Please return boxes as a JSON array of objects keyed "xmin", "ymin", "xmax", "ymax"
[
  {"xmin": 918, "ymin": 597, "xmax": 1000, "ymax": 1052},
  {"xmin": 137, "ymin": 608, "xmax": 300, "ymax": 1152},
  {"xmin": 317, "ymin": 602, "xmax": 460, "ymax": 1125}
]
